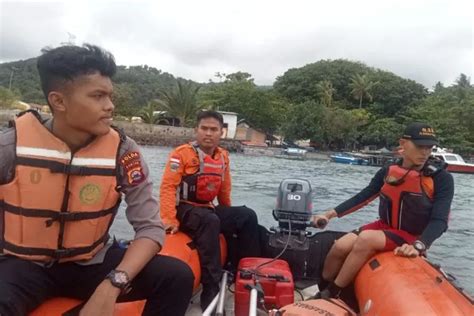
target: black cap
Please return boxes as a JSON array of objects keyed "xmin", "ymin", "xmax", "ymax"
[{"xmin": 402, "ymin": 122, "xmax": 438, "ymax": 146}]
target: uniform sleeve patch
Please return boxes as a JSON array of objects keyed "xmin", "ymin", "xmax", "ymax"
[
  {"xmin": 170, "ymin": 162, "xmax": 179, "ymax": 172},
  {"xmin": 169, "ymin": 155, "xmax": 181, "ymax": 172},
  {"xmin": 120, "ymin": 151, "xmax": 145, "ymax": 185}
]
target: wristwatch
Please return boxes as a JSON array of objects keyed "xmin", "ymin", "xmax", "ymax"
[
  {"xmin": 106, "ymin": 270, "xmax": 131, "ymax": 294},
  {"xmin": 413, "ymin": 240, "xmax": 426, "ymax": 254}
]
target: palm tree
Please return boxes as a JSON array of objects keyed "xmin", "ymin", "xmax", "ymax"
[
  {"xmin": 349, "ymin": 74, "xmax": 378, "ymax": 108},
  {"xmin": 154, "ymin": 80, "xmax": 204, "ymax": 127},
  {"xmin": 316, "ymin": 80, "xmax": 336, "ymax": 107},
  {"xmin": 455, "ymin": 73, "xmax": 471, "ymax": 88},
  {"xmin": 139, "ymin": 102, "xmax": 160, "ymax": 124}
]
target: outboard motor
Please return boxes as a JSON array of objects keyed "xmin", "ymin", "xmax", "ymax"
[
  {"xmin": 270, "ymin": 178, "xmax": 314, "ymax": 251},
  {"xmin": 265, "ymin": 179, "xmax": 342, "ymax": 287}
]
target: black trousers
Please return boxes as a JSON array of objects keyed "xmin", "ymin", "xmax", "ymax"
[
  {"xmin": 0, "ymin": 243, "xmax": 194, "ymax": 316},
  {"xmin": 177, "ymin": 204, "xmax": 261, "ymax": 287}
]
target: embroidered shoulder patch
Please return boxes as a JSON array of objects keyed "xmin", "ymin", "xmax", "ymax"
[
  {"xmin": 169, "ymin": 156, "xmax": 181, "ymax": 172},
  {"xmin": 120, "ymin": 151, "xmax": 145, "ymax": 185}
]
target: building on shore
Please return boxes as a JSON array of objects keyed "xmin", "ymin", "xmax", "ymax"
[
  {"xmin": 218, "ymin": 111, "xmax": 238, "ymax": 139},
  {"xmin": 235, "ymin": 120, "xmax": 267, "ymax": 146}
]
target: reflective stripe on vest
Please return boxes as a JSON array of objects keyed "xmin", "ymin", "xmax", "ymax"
[
  {"xmin": 379, "ymin": 165, "xmax": 434, "ymax": 235},
  {"xmin": 179, "ymin": 144, "xmax": 225, "ymax": 204},
  {"xmin": 16, "ymin": 146, "xmax": 117, "ymax": 167},
  {"xmin": 0, "ymin": 112, "xmax": 122, "ymax": 263}
]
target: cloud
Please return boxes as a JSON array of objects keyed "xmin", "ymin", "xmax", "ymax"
[
  {"xmin": 0, "ymin": 0, "xmax": 472, "ymax": 87},
  {"xmin": 0, "ymin": 1, "xmax": 69, "ymax": 60}
]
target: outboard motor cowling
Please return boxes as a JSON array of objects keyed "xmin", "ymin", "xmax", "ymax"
[
  {"xmin": 270, "ymin": 179, "xmax": 314, "ymax": 251},
  {"xmin": 273, "ymin": 178, "xmax": 313, "ymax": 230}
]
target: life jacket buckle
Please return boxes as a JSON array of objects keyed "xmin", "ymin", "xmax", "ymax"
[
  {"xmin": 45, "ymin": 212, "xmax": 79, "ymax": 227},
  {"xmin": 54, "ymin": 248, "xmax": 73, "ymax": 259},
  {"xmin": 69, "ymin": 165, "xmax": 87, "ymax": 175},
  {"xmin": 50, "ymin": 164, "xmax": 86, "ymax": 175}
]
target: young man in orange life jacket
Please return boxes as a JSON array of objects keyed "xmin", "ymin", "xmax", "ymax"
[
  {"xmin": 311, "ymin": 122, "xmax": 454, "ymax": 298},
  {"xmin": 0, "ymin": 44, "xmax": 194, "ymax": 316},
  {"xmin": 160, "ymin": 110, "xmax": 261, "ymax": 311}
]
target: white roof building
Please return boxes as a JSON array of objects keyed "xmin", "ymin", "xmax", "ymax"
[{"xmin": 218, "ymin": 111, "xmax": 238, "ymax": 139}]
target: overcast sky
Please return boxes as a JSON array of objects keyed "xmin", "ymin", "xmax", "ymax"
[{"xmin": 0, "ymin": 0, "xmax": 472, "ymax": 88}]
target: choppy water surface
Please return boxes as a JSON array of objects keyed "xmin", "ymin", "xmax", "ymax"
[{"xmin": 111, "ymin": 146, "xmax": 474, "ymax": 294}]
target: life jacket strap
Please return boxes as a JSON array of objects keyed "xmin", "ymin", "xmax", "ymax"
[
  {"xmin": 0, "ymin": 231, "xmax": 109, "ymax": 260},
  {"xmin": 16, "ymin": 156, "xmax": 116, "ymax": 176},
  {"xmin": 0, "ymin": 200, "xmax": 120, "ymax": 227}
]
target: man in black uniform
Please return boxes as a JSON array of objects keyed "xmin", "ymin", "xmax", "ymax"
[{"xmin": 312, "ymin": 122, "xmax": 454, "ymax": 298}]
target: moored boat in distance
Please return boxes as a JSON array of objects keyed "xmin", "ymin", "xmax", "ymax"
[
  {"xmin": 274, "ymin": 147, "xmax": 308, "ymax": 160},
  {"xmin": 330, "ymin": 152, "xmax": 369, "ymax": 165},
  {"xmin": 432, "ymin": 148, "xmax": 474, "ymax": 174}
]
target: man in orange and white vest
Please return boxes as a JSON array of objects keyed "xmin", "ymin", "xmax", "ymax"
[
  {"xmin": 0, "ymin": 44, "xmax": 194, "ymax": 316},
  {"xmin": 160, "ymin": 110, "xmax": 261, "ymax": 311},
  {"xmin": 311, "ymin": 122, "xmax": 454, "ymax": 299}
]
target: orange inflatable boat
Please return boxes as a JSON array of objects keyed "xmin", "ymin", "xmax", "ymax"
[
  {"xmin": 275, "ymin": 299, "xmax": 356, "ymax": 316},
  {"xmin": 30, "ymin": 232, "xmax": 227, "ymax": 316},
  {"xmin": 28, "ymin": 234, "xmax": 474, "ymax": 316},
  {"xmin": 354, "ymin": 252, "xmax": 473, "ymax": 316},
  {"xmin": 278, "ymin": 252, "xmax": 473, "ymax": 316}
]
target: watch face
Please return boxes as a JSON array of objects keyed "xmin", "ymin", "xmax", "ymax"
[
  {"xmin": 113, "ymin": 272, "xmax": 128, "ymax": 284},
  {"xmin": 108, "ymin": 270, "xmax": 130, "ymax": 289},
  {"xmin": 414, "ymin": 241, "xmax": 425, "ymax": 252}
]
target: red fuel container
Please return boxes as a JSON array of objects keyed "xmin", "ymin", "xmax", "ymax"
[{"xmin": 234, "ymin": 257, "xmax": 294, "ymax": 316}]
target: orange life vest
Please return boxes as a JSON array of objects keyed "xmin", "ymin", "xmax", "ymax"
[
  {"xmin": 0, "ymin": 111, "xmax": 123, "ymax": 263},
  {"xmin": 179, "ymin": 144, "xmax": 225, "ymax": 204},
  {"xmin": 379, "ymin": 164, "xmax": 435, "ymax": 235}
]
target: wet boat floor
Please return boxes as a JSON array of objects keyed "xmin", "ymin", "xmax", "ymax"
[{"xmin": 185, "ymin": 283, "xmax": 320, "ymax": 315}]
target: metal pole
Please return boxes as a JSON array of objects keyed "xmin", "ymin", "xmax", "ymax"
[
  {"xmin": 215, "ymin": 271, "xmax": 228, "ymax": 316},
  {"xmin": 248, "ymin": 287, "xmax": 258, "ymax": 316},
  {"xmin": 202, "ymin": 294, "xmax": 219, "ymax": 316}
]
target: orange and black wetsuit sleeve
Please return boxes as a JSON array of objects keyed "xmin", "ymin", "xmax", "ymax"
[
  {"xmin": 159, "ymin": 148, "xmax": 186, "ymax": 227},
  {"xmin": 217, "ymin": 149, "xmax": 232, "ymax": 207},
  {"xmin": 335, "ymin": 166, "xmax": 388, "ymax": 217}
]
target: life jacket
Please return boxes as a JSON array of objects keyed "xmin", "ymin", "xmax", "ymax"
[
  {"xmin": 179, "ymin": 144, "xmax": 226, "ymax": 204},
  {"xmin": 0, "ymin": 111, "xmax": 123, "ymax": 263},
  {"xmin": 378, "ymin": 164, "xmax": 435, "ymax": 236}
]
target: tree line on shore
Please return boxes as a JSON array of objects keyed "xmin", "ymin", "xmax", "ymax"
[{"xmin": 0, "ymin": 57, "xmax": 472, "ymax": 154}]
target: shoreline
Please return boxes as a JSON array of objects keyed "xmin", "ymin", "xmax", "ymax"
[
  {"xmin": 0, "ymin": 110, "xmax": 245, "ymax": 151},
  {"xmin": 0, "ymin": 110, "xmax": 334, "ymax": 159}
]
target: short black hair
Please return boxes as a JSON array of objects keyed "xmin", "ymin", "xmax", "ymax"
[
  {"xmin": 196, "ymin": 110, "xmax": 224, "ymax": 127},
  {"xmin": 37, "ymin": 44, "xmax": 116, "ymax": 100}
]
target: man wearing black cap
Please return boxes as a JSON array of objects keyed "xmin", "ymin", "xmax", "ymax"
[{"xmin": 311, "ymin": 122, "xmax": 454, "ymax": 299}]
